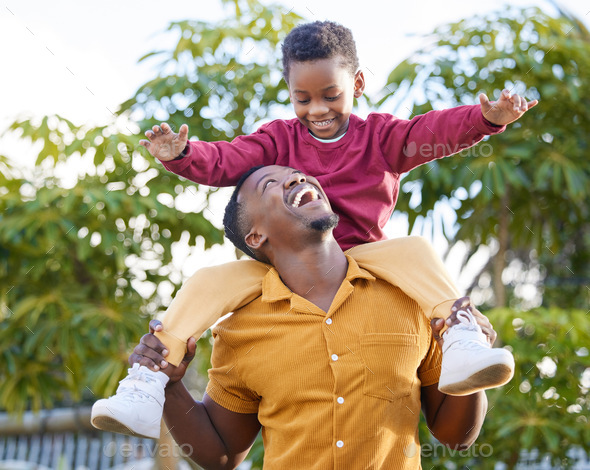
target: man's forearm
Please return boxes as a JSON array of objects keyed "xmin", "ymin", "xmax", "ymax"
[
  {"xmin": 163, "ymin": 381, "xmax": 231, "ymax": 469},
  {"xmin": 430, "ymin": 391, "xmax": 488, "ymax": 449}
]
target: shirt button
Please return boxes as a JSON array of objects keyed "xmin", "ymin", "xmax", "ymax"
[
  {"xmin": 326, "ymin": 318, "xmax": 333, "ymax": 325},
  {"xmin": 337, "ymin": 397, "xmax": 344, "ymax": 404},
  {"xmin": 336, "ymin": 440, "xmax": 344, "ymax": 448},
  {"xmin": 331, "ymin": 354, "xmax": 339, "ymax": 361}
]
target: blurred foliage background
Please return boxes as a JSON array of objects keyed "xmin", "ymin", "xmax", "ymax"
[{"xmin": 1, "ymin": 0, "xmax": 588, "ymax": 468}]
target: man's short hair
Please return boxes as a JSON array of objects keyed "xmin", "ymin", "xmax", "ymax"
[
  {"xmin": 281, "ymin": 21, "xmax": 360, "ymax": 83},
  {"xmin": 222, "ymin": 165, "xmax": 266, "ymax": 262}
]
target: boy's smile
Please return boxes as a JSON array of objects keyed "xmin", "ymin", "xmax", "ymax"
[{"xmin": 287, "ymin": 57, "xmax": 365, "ymax": 140}]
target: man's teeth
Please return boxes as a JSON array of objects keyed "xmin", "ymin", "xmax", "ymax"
[
  {"xmin": 313, "ymin": 119, "xmax": 333, "ymax": 127},
  {"xmin": 292, "ymin": 188, "xmax": 319, "ymax": 208}
]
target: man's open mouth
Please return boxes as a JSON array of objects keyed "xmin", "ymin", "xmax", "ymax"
[{"xmin": 289, "ymin": 186, "xmax": 319, "ymax": 208}]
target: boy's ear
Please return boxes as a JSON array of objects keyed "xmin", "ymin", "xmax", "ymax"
[
  {"xmin": 354, "ymin": 70, "xmax": 366, "ymax": 98},
  {"xmin": 245, "ymin": 229, "xmax": 268, "ymax": 252}
]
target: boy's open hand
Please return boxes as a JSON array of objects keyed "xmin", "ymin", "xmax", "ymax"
[
  {"xmin": 479, "ymin": 89, "xmax": 538, "ymax": 126},
  {"xmin": 139, "ymin": 123, "xmax": 189, "ymax": 162}
]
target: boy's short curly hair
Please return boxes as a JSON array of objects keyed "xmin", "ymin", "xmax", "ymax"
[
  {"xmin": 223, "ymin": 165, "xmax": 267, "ymax": 262},
  {"xmin": 281, "ymin": 21, "xmax": 359, "ymax": 83}
]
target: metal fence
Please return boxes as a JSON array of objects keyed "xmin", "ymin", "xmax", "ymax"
[{"xmin": 0, "ymin": 432, "xmax": 157, "ymax": 470}]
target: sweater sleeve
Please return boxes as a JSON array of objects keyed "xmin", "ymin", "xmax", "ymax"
[
  {"xmin": 161, "ymin": 121, "xmax": 285, "ymax": 187},
  {"xmin": 377, "ymin": 104, "xmax": 505, "ymax": 175}
]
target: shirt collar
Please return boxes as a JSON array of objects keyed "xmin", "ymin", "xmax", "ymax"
[{"xmin": 261, "ymin": 255, "xmax": 375, "ymax": 304}]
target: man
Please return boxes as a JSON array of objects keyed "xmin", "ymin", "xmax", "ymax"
[{"xmin": 130, "ymin": 165, "xmax": 494, "ymax": 469}]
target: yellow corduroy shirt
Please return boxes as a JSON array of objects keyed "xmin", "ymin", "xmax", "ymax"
[{"xmin": 206, "ymin": 256, "xmax": 442, "ymax": 469}]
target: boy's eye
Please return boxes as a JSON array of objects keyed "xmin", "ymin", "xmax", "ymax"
[
  {"xmin": 296, "ymin": 99, "xmax": 310, "ymax": 104},
  {"xmin": 325, "ymin": 94, "xmax": 342, "ymax": 102},
  {"xmin": 263, "ymin": 179, "xmax": 276, "ymax": 191}
]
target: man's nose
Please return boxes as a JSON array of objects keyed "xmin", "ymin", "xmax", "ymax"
[{"xmin": 284, "ymin": 173, "xmax": 306, "ymax": 188}]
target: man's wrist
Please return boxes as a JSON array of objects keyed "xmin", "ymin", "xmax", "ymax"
[{"xmin": 163, "ymin": 379, "xmax": 185, "ymax": 399}]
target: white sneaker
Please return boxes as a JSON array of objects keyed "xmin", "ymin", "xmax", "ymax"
[
  {"xmin": 438, "ymin": 309, "xmax": 514, "ymax": 396},
  {"xmin": 91, "ymin": 363, "xmax": 169, "ymax": 439}
]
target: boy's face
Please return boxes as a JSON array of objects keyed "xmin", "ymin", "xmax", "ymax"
[{"xmin": 287, "ymin": 57, "xmax": 365, "ymax": 140}]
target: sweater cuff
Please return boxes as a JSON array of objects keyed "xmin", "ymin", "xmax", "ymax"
[
  {"xmin": 172, "ymin": 142, "xmax": 191, "ymax": 160},
  {"xmin": 162, "ymin": 143, "xmax": 193, "ymax": 173}
]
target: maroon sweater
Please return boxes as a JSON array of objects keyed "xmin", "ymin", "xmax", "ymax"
[{"xmin": 163, "ymin": 106, "xmax": 504, "ymax": 250}]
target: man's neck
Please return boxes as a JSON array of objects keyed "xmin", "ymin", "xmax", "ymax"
[{"xmin": 270, "ymin": 239, "xmax": 348, "ymax": 312}]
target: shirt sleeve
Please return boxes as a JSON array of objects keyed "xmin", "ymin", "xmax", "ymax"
[
  {"xmin": 377, "ymin": 105, "xmax": 505, "ymax": 175},
  {"xmin": 161, "ymin": 121, "xmax": 283, "ymax": 187},
  {"xmin": 417, "ymin": 330, "xmax": 442, "ymax": 387},
  {"xmin": 206, "ymin": 331, "xmax": 261, "ymax": 414}
]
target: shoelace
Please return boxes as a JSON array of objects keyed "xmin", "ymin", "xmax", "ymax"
[
  {"xmin": 444, "ymin": 309, "xmax": 488, "ymax": 350},
  {"xmin": 452, "ymin": 309, "xmax": 480, "ymax": 331},
  {"xmin": 117, "ymin": 365, "xmax": 158, "ymax": 402}
]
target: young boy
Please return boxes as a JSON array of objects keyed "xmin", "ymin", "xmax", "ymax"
[{"xmin": 91, "ymin": 21, "xmax": 536, "ymax": 439}]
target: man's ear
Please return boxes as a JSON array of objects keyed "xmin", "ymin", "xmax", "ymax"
[
  {"xmin": 245, "ymin": 229, "xmax": 268, "ymax": 252},
  {"xmin": 353, "ymin": 70, "xmax": 366, "ymax": 98}
]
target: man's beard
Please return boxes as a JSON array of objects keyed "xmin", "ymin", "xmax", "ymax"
[{"xmin": 309, "ymin": 213, "xmax": 339, "ymax": 232}]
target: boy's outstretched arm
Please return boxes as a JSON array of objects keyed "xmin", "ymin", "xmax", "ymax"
[
  {"xmin": 139, "ymin": 122, "xmax": 189, "ymax": 162},
  {"xmin": 479, "ymin": 89, "xmax": 538, "ymax": 126}
]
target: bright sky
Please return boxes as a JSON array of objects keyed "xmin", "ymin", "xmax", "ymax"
[
  {"xmin": 2, "ymin": 0, "xmax": 588, "ymax": 127},
  {"xmin": 1, "ymin": 0, "xmax": 588, "ymax": 294}
]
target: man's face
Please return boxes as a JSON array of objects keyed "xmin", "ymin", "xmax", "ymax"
[
  {"xmin": 287, "ymin": 57, "xmax": 365, "ymax": 140},
  {"xmin": 239, "ymin": 166, "xmax": 338, "ymax": 250}
]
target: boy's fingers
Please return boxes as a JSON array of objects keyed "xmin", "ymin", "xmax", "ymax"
[
  {"xmin": 152, "ymin": 125, "xmax": 162, "ymax": 135},
  {"xmin": 139, "ymin": 139, "xmax": 150, "ymax": 149},
  {"xmin": 511, "ymin": 94, "xmax": 522, "ymax": 109},
  {"xmin": 178, "ymin": 124, "xmax": 189, "ymax": 141},
  {"xmin": 479, "ymin": 93, "xmax": 490, "ymax": 107},
  {"xmin": 161, "ymin": 122, "xmax": 172, "ymax": 134},
  {"xmin": 527, "ymin": 99, "xmax": 538, "ymax": 109}
]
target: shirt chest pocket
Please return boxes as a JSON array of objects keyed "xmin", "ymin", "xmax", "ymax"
[{"xmin": 360, "ymin": 333, "xmax": 420, "ymax": 402}]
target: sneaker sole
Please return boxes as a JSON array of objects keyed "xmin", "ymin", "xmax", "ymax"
[
  {"xmin": 91, "ymin": 415, "xmax": 160, "ymax": 440},
  {"xmin": 439, "ymin": 363, "xmax": 514, "ymax": 396}
]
